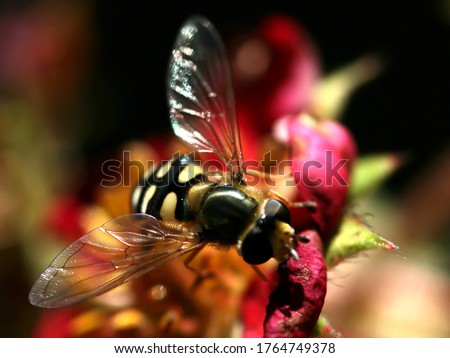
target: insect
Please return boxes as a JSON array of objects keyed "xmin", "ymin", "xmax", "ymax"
[{"xmin": 29, "ymin": 16, "xmax": 311, "ymax": 309}]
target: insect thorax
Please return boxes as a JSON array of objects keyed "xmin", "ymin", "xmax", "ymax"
[{"xmin": 196, "ymin": 185, "xmax": 259, "ymax": 246}]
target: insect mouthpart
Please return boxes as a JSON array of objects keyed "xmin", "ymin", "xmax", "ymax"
[{"xmin": 237, "ymin": 199, "xmax": 299, "ymax": 265}]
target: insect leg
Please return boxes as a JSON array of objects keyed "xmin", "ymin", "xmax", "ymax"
[
  {"xmin": 251, "ymin": 265, "xmax": 276, "ymax": 286},
  {"xmin": 183, "ymin": 244, "xmax": 215, "ymax": 289},
  {"xmin": 268, "ymin": 189, "xmax": 317, "ymax": 212},
  {"xmin": 292, "ymin": 233, "xmax": 310, "ymax": 244},
  {"xmin": 246, "ymin": 168, "xmax": 293, "ymax": 181},
  {"xmin": 158, "ymin": 309, "xmax": 180, "ymax": 336}
]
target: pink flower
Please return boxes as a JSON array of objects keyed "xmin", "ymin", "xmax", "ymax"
[{"xmin": 274, "ymin": 113, "xmax": 357, "ymax": 240}]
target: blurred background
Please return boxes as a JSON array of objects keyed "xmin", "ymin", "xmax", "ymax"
[{"xmin": 0, "ymin": 0, "xmax": 448, "ymax": 337}]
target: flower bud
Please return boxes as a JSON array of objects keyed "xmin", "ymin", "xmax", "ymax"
[{"xmin": 274, "ymin": 113, "xmax": 357, "ymax": 240}]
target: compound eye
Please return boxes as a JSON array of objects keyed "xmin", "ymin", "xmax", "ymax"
[
  {"xmin": 265, "ymin": 199, "xmax": 291, "ymax": 223},
  {"xmin": 240, "ymin": 227, "xmax": 273, "ymax": 265}
]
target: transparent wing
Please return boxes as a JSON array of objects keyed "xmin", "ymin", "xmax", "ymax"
[
  {"xmin": 167, "ymin": 15, "xmax": 245, "ymax": 182},
  {"xmin": 29, "ymin": 213, "xmax": 202, "ymax": 308}
]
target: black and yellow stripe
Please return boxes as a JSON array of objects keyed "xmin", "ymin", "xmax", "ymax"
[{"xmin": 131, "ymin": 154, "xmax": 205, "ymax": 221}]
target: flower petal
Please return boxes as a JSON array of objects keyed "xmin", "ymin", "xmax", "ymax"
[
  {"xmin": 274, "ymin": 113, "xmax": 356, "ymax": 240},
  {"xmin": 264, "ymin": 230, "xmax": 326, "ymax": 337}
]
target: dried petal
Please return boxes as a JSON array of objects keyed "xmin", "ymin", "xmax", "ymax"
[{"xmin": 264, "ymin": 230, "xmax": 326, "ymax": 337}]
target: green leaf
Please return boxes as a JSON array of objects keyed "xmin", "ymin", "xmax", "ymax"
[
  {"xmin": 350, "ymin": 153, "xmax": 403, "ymax": 200},
  {"xmin": 312, "ymin": 314, "xmax": 339, "ymax": 337},
  {"xmin": 326, "ymin": 214, "xmax": 399, "ymax": 268},
  {"xmin": 311, "ymin": 53, "xmax": 385, "ymax": 120}
]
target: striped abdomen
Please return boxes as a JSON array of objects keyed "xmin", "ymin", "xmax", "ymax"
[{"xmin": 131, "ymin": 154, "xmax": 205, "ymax": 221}]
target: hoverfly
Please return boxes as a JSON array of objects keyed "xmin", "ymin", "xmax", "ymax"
[{"xmin": 29, "ymin": 16, "xmax": 311, "ymax": 309}]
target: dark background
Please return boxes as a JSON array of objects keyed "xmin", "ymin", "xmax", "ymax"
[
  {"xmin": 0, "ymin": 0, "xmax": 448, "ymax": 192},
  {"xmin": 89, "ymin": 0, "xmax": 450, "ymax": 194}
]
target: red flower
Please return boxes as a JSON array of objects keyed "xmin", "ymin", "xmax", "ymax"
[
  {"xmin": 231, "ymin": 15, "xmax": 319, "ymax": 161},
  {"xmin": 45, "ymin": 196, "xmax": 85, "ymax": 244},
  {"xmin": 33, "ymin": 308, "xmax": 81, "ymax": 338}
]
